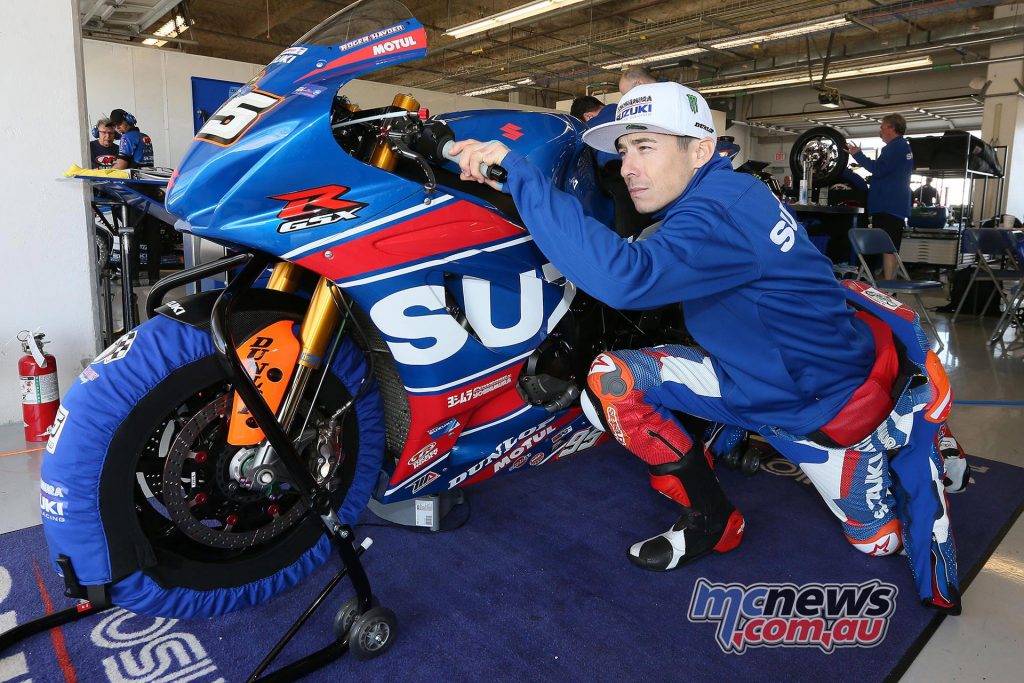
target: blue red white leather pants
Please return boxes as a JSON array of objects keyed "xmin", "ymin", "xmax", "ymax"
[{"xmin": 581, "ymin": 282, "xmax": 960, "ymax": 610}]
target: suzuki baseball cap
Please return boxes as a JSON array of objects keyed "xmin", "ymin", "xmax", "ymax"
[{"xmin": 582, "ymin": 82, "xmax": 718, "ymax": 153}]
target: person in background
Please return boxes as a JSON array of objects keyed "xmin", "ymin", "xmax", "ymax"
[
  {"xmin": 89, "ymin": 117, "xmax": 118, "ymax": 169},
  {"xmin": 109, "ymin": 108, "xmax": 154, "ymax": 170},
  {"xmin": 451, "ymin": 82, "xmax": 964, "ymax": 615},
  {"xmin": 109, "ymin": 108, "xmax": 160, "ymax": 284},
  {"xmin": 780, "ymin": 175, "xmax": 797, "ymax": 199},
  {"xmin": 570, "ymin": 95, "xmax": 604, "ymax": 123},
  {"xmin": 913, "ymin": 177, "xmax": 938, "ymax": 207},
  {"xmin": 585, "ymin": 66, "xmax": 659, "ymax": 237},
  {"xmin": 618, "ymin": 65, "xmax": 657, "ymax": 95},
  {"xmin": 846, "ymin": 114, "xmax": 913, "ymax": 280}
]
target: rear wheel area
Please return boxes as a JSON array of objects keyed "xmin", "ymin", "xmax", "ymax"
[{"xmin": 41, "ymin": 310, "xmax": 384, "ymax": 619}]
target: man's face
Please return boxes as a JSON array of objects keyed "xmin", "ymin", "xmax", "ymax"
[
  {"xmin": 617, "ymin": 132, "xmax": 712, "ymax": 214},
  {"xmin": 114, "ymin": 120, "xmax": 130, "ymax": 134},
  {"xmin": 96, "ymin": 124, "xmax": 116, "ymax": 147},
  {"xmin": 879, "ymin": 121, "xmax": 897, "ymax": 143}
]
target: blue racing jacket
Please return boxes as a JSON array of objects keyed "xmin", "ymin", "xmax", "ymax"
[
  {"xmin": 503, "ymin": 151, "xmax": 876, "ymax": 436},
  {"xmin": 853, "ymin": 136, "xmax": 913, "ymax": 219},
  {"xmin": 117, "ymin": 128, "xmax": 155, "ymax": 168}
]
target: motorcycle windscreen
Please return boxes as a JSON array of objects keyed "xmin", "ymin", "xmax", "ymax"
[{"xmin": 166, "ymin": 0, "xmax": 426, "ymax": 245}]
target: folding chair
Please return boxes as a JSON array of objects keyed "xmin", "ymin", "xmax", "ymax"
[
  {"xmin": 952, "ymin": 229, "xmax": 1022, "ymax": 322},
  {"xmin": 987, "ymin": 230, "xmax": 1024, "ymax": 343},
  {"xmin": 848, "ymin": 228, "xmax": 944, "ymax": 346}
]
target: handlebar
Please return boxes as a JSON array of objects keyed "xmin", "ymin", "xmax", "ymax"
[{"xmin": 440, "ymin": 140, "xmax": 508, "ymax": 184}]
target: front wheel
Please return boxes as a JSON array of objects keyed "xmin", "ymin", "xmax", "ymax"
[{"xmin": 40, "ymin": 310, "xmax": 384, "ymax": 619}]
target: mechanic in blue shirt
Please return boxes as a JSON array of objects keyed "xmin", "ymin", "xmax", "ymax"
[
  {"xmin": 450, "ymin": 82, "xmax": 964, "ymax": 613},
  {"xmin": 846, "ymin": 114, "xmax": 913, "ymax": 279},
  {"xmin": 109, "ymin": 108, "xmax": 162, "ymax": 283},
  {"xmin": 109, "ymin": 108, "xmax": 154, "ymax": 170}
]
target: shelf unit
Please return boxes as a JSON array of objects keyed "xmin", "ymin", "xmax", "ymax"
[{"xmin": 899, "ymin": 135, "xmax": 1006, "ymax": 268}]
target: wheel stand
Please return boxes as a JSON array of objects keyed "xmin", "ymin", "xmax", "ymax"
[
  {"xmin": 1, "ymin": 253, "xmax": 396, "ymax": 678},
  {"xmin": 0, "ymin": 526, "xmax": 384, "ymax": 682}
]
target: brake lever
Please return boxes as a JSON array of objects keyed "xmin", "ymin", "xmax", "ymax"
[{"xmin": 388, "ymin": 136, "xmax": 438, "ymax": 198}]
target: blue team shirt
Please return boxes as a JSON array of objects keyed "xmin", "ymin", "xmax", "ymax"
[
  {"xmin": 117, "ymin": 128, "xmax": 154, "ymax": 168},
  {"xmin": 503, "ymin": 151, "xmax": 875, "ymax": 435},
  {"xmin": 853, "ymin": 136, "xmax": 913, "ymax": 219}
]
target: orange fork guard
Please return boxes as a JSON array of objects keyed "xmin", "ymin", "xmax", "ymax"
[{"xmin": 226, "ymin": 319, "xmax": 302, "ymax": 446}]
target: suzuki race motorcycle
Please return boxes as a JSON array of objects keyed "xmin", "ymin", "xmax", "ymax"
[{"xmin": 40, "ymin": 0, "xmax": 688, "ymax": 623}]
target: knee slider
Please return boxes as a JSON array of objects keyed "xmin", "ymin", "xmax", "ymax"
[{"xmin": 844, "ymin": 519, "xmax": 902, "ymax": 557}]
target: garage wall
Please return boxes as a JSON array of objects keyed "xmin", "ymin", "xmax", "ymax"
[
  {"xmin": 83, "ymin": 40, "xmax": 553, "ymax": 170},
  {"xmin": 0, "ymin": 1, "xmax": 98, "ymax": 427},
  {"xmin": 743, "ymin": 66, "xmax": 989, "ymax": 174},
  {"xmin": 83, "ymin": 40, "xmax": 264, "ymax": 169}
]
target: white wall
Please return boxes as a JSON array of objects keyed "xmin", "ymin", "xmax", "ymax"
[
  {"xmin": 83, "ymin": 40, "xmax": 553, "ymax": 169},
  {"xmin": 83, "ymin": 40, "xmax": 264, "ymax": 168},
  {"xmin": 0, "ymin": 1, "xmax": 98, "ymax": 426}
]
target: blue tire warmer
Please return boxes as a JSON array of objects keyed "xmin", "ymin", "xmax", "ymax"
[{"xmin": 39, "ymin": 314, "xmax": 385, "ymax": 619}]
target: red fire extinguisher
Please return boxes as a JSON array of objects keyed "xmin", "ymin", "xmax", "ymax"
[{"xmin": 18, "ymin": 331, "xmax": 60, "ymax": 442}]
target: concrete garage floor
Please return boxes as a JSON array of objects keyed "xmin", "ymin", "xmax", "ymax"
[{"xmin": 2, "ymin": 287, "xmax": 1022, "ymax": 682}]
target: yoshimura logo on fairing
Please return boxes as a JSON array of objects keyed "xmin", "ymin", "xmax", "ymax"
[{"xmin": 448, "ymin": 416, "xmax": 557, "ymax": 489}]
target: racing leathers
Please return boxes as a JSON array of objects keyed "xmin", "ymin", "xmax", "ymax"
[{"xmin": 501, "ymin": 150, "xmax": 962, "ymax": 613}]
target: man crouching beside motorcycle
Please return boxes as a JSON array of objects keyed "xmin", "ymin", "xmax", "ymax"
[{"xmin": 450, "ymin": 81, "xmax": 965, "ymax": 614}]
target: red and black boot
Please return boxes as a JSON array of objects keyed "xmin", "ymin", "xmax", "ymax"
[{"xmin": 628, "ymin": 443, "xmax": 745, "ymax": 571}]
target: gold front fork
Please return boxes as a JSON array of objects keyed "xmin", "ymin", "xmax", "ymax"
[{"xmin": 266, "ymin": 92, "xmax": 419, "ymax": 433}]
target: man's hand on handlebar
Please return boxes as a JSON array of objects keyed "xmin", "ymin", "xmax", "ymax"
[{"xmin": 449, "ymin": 139, "xmax": 511, "ymax": 191}]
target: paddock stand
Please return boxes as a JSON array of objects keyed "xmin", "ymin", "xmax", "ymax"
[
  {"xmin": 0, "ymin": 253, "xmax": 397, "ymax": 680},
  {"xmin": 0, "ymin": 525, "xmax": 390, "ymax": 681}
]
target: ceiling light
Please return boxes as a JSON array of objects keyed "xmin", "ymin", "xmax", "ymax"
[
  {"xmin": 708, "ymin": 16, "xmax": 850, "ymax": 50},
  {"xmin": 445, "ymin": 0, "xmax": 588, "ymax": 39},
  {"xmin": 699, "ymin": 57, "xmax": 933, "ymax": 94},
  {"xmin": 142, "ymin": 14, "xmax": 190, "ymax": 46},
  {"xmin": 600, "ymin": 16, "xmax": 849, "ymax": 71},
  {"xmin": 462, "ymin": 78, "xmax": 534, "ymax": 97},
  {"xmin": 602, "ymin": 47, "xmax": 705, "ymax": 71}
]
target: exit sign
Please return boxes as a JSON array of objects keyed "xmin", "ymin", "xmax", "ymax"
[{"xmin": 775, "ymin": 152, "xmax": 785, "ymax": 161}]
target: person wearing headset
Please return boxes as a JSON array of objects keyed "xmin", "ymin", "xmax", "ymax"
[
  {"xmin": 89, "ymin": 117, "xmax": 119, "ymax": 169},
  {"xmin": 109, "ymin": 108, "xmax": 154, "ymax": 170},
  {"xmin": 108, "ymin": 109, "xmax": 161, "ymax": 284}
]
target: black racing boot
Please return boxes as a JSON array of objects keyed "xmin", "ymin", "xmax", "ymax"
[{"xmin": 628, "ymin": 443, "xmax": 745, "ymax": 571}]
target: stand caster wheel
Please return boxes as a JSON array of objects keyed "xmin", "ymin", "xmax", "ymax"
[
  {"xmin": 740, "ymin": 450, "xmax": 761, "ymax": 476},
  {"xmin": 333, "ymin": 597, "xmax": 360, "ymax": 640},
  {"xmin": 722, "ymin": 448, "xmax": 742, "ymax": 469},
  {"xmin": 348, "ymin": 606, "xmax": 397, "ymax": 660},
  {"xmin": 333, "ymin": 596, "xmax": 381, "ymax": 640}
]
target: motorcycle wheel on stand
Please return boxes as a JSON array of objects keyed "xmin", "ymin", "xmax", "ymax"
[
  {"xmin": 40, "ymin": 300, "xmax": 385, "ymax": 620},
  {"xmin": 790, "ymin": 126, "xmax": 850, "ymax": 193}
]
